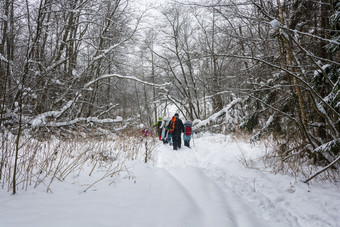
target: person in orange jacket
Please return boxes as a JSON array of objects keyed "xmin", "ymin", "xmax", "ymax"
[{"xmin": 167, "ymin": 113, "xmax": 184, "ymax": 150}]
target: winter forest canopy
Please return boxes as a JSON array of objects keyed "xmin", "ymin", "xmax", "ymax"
[{"xmin": 0, "ymin": 0, "xmax": 339, "ymax": 194}]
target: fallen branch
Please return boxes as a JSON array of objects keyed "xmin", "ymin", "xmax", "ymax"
[{"xmin": 304, "ymin": 154, "xmax": 340, "ymax": 183}]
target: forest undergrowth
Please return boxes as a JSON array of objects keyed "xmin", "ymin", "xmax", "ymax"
[
  {"xmin": 0, "ymin": 128, "xmax": 158, "ymax": 194},
  {"xmin": 250, "ymin": 134, "xmax": 340, "ymax": 184},
  {"xmin": 1, "ymin": 126, "xmax": 339, "ymax": 195},
  {"xmin": 215, "ymin": 129, "xmax": 340, "ymax": 184}
]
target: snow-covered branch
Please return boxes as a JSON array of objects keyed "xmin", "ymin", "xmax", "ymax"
[
  {"xmin": 30, "ymin": 100, "xmax": 75, "ymax": 128},
  {"xmin": 284, "ymin": 27, "xmax": 340, "ymax": 46},
  {"xmin": 313, "ymin": 138, "xmax": 340, "ymax": 156},
  {"xmin": 84, "ymin": 73, "xmax": 170, "ymax": 89},
  {"xmin": 47, "ymin": 116, "xmax": 123, "ymax": 127},
  {"xmin": 304, "ymin": 138, "xmax": 340, "ymax": 183},
  {"xmin": 0, "ymin": 53, "xmax": 9, "ymax": 63},
  {"xmin": 193, "ymin": 98, "xmax": 242, "ymax": 130},
  {"xmin": 216, "ymin": 53, "xmax": 340, "ymax": 118},
  {"xmin": 250, "ymin": 115, "xmax": 274, "ymax": 142},
  {"xmin": 29, "ymin": 71, "xmax": 169, "ymax": 129}
]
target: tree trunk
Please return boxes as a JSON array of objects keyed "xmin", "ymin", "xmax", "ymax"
[
  {"xmin": 276, "ymin": 0, "xmax": 308, "ymax": 131},
  {"xmin": 0, "ymin": 0, "xmax": 10, "ymax": 128},
  {"xmin": 211, "ymin": 9, "xmax": 223, "ymax": 112}
]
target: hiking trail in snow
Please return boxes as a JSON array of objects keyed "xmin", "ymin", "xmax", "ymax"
[{"xmin": 1, "ymin": 133, "xmax": 339, "ymax": 227}]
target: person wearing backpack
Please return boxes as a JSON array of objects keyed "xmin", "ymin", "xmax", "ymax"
[
  {"xmin": 167, "ymin": 113, "xmax": 184, "ymax": 150},
  {"xmin": 152, "ymin": 117, "xmax": 163, "ymax": 140},
  {"xmin": 160, "ymin": 118, "xmax": 169, "ymax": 144},
  {"xmin": 183, "ymin": 120, "xmax": 192, "ymax": 148}
]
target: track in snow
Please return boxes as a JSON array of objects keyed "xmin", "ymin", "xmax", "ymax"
[{"xmin": 153, "ymin": 143, "xmax": 279, "ymax": 227}]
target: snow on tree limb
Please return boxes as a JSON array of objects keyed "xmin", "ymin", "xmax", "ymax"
[
  {"xmin": 84, "ymin": 73, "xmax": 170, "ymax": 89},
  {"xmin": 92, "ymin": 43, "xmax": 121, "ymax": 62},
  {"xmin": 304, "ymin": 139, "xmax": 340, "ymax": 183},
  {"xmin": 284, "ymin": 27, "xmax": 340, "ymax": 46},
  {"xmin": 30, "ymin": 71, "xmax": 168, "ymax": 129},
  {"xmin": 250, "ymin": 115, "xmax": 274, "ymax": 142},
  {"xmin": 313, "ymin": 138, "xmax": 340, "ymax": 155},
  {"xmin": 0, "ymin": 53, "xmax": 9, "ymax": 63},
  {"xmin": 47, "ymin": 116, "xmax": 123, "ymax": 127},
  {"xmin": 30, "ymin": 100, "xmax": 74, "ymax": 128},
  {"xmin": 217, "ymin": 53, "xmax": 340, "ymax": 118},
  {"xmin": 193, "ymin": 98, "xmax": 242, "ymax": 130}
]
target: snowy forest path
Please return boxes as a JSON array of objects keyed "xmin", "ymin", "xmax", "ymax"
[
  {"xmin": 152, "ymin": 136, "xmax": 303, "ymax": 227},
  {"xmin": 1, "ymin": 135, "xmax": 338, "ymax": 227},
  {"xmin": 154, "ymin": 143, "xmax": 272, "ymax": 227}
]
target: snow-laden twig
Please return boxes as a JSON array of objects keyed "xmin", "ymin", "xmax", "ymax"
[
  {"xmin": 250, "ymin": 115, "xmax": 274, "ymax": 142},
  {"xmin": 84, "ymin": 73, "xmax": 170, "ymax": 89},
  {"xmin": 304, "ymin": 138, "xmax": 340, "ymax": 183},
  {"xmin": 216, "ymin": 53, "xmax": 340, "ymax": 118},
  {"xmin": 287, "ymin": 32, "xmax": 336, "ymax": 87},
  {"xmin": 91, "ymin": 43, "xmax": 121, "ymax": 62},
  {"xmin": 0, "ymin": 53, "xmax": 9, "ymax": 63},
  {"xmin": 313, "ymin": 138, "xmax": 340, "ymax": 155},
  {"xmin": 96, "ymin": 104, "xmax": 119, "ymax": 118},
  {"xmin": 284, "ymin": 27, "xmax": 340, "ymax": 46},
  {"xmin": 304, "ymin": 157, "xmax": 340, "ymax": 183}
]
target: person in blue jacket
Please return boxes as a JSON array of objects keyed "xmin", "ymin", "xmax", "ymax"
[{"xmin": 183, "ymin": 120, "xmax": 192, "ymax": 148}]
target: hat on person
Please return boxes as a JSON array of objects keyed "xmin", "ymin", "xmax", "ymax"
[{"xmin": 174, "ymin": 113, "xmax": 179, "ymax": 117}]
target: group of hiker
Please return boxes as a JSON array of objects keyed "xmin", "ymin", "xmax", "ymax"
[{"xmin": 146, "ymin": 113, "xmax": 193, "ymax": 150}]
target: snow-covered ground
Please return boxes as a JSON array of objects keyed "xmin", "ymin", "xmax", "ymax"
[{"xmin": 1, "ymin": 133, "xmax": 339, "ymax": 227}]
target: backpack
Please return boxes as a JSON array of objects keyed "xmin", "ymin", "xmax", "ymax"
[
  {"xmin": 169, "ymin": 117, "xmax": 176, "ymax": 134},
  {"xmin": 184, "ymin": 125, "xmax": 192, "ymax": 135}
]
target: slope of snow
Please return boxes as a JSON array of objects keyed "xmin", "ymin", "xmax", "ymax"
[{"xmin": 1, "ymin": 133, "xmax": 339, "ymax": 227}]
